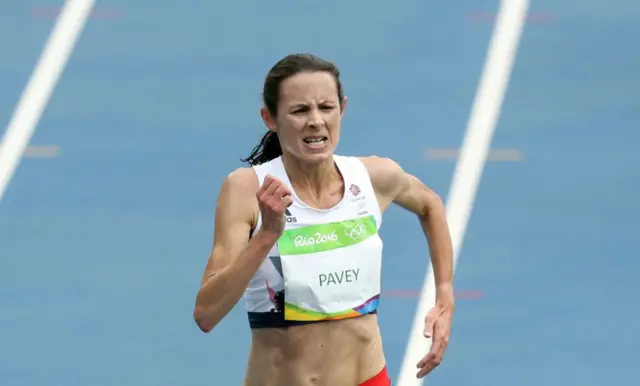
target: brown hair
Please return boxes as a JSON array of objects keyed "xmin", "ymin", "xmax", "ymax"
[{"xmin": 241, "ymin": 53, "xmax": 345, "ymax": 166}]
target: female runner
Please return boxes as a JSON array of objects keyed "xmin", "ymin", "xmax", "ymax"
[{"xmin": 193, "ymin": 53, "xmax": 455, "ymax": 386}]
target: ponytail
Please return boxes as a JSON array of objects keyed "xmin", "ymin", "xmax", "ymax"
[{"xmin": 241, "ymin": 131, "xmax": 282, "ymax": 166}]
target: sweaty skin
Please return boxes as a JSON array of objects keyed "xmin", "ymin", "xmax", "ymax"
[{"xmin": 197, "ymin": 156, "xmax": 447, "ymax": 386}]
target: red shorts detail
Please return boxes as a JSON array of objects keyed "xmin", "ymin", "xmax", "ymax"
[{"xmin": 360, "ymin": 366, "xmax": 391, "ymax": 386}]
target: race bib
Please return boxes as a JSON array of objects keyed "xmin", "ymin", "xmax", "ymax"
[{"xmin": 276, "ymin": 215, "xmax": 383, "ymax": 321}]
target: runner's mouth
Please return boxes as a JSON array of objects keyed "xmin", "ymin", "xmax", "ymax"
[{"xmin": 303, "ymin": 136, "xmax": 328, "ymax": 148}]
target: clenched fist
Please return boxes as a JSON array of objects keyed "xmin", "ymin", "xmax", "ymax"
[{"xmin": 257, "ymin": 175, "xmax": 293, "ymax": 238}]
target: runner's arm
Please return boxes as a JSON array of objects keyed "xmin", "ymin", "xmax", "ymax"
[
  {"xmin": 364, "ymin": 156, "xmax": 454, "ymax": 292},
  {"xmin": 193, "ymin": 168, "xmax": 276, "ymax": 333}
]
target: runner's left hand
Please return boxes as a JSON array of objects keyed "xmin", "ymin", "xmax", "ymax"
[{"xmin": 416, "ymin": 286, "xmax": 454, "ymax": 378}]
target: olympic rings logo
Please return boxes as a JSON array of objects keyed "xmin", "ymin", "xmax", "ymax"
[{"xmin": 344, "ymin": 224, "xmax": 365, "ymax": 240}]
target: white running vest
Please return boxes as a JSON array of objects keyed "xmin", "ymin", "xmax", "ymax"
[{"xmin": 245, "ymin": 155, "xmax": 383, "ymax": 327}]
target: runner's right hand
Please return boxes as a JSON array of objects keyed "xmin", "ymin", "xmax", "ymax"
[{"xmin": 257, "ymin": 175, "xmax": 293, "ymax": 238}]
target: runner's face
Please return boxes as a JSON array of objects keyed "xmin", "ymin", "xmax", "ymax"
[{"xmin": 270, "ymin": 71, "xmax": 345, "ymax": 164}]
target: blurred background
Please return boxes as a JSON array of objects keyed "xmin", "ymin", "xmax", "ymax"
[{"xmin": 1, "ymin": 0, "xmax": 639, "ymax": 385}]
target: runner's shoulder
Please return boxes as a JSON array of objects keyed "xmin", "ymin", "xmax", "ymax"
[
  {"xmin": 220, "ymin": 166, "xmax": 260, "ymax": 198},
  {"xmin": 357, "ymin": 155, "xmax": 405, "ymax": 183}
]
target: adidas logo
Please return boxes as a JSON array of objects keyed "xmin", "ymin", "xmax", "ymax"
[{"xmin": 284, "ymin": 208, "xmax": 297, "ymax": 223}]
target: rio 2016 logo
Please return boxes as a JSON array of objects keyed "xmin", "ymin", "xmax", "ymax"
[{"xmin": 293, "ymin": 231, "xmax": 338, "ymax": 247}]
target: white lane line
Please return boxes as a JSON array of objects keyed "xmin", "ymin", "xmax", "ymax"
[
  {"xmin": 396, "ymin": 1, "xmax": 530, "ymax": 384},
  {"xmin": 0, "ymin": 0, "xmax": 95, "ymax": 202}
]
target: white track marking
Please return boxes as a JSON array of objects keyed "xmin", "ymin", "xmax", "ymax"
[
  {"xmin": 396, "ymin": 1, "xmax": 530, "ymax": 384},
  {"xmin": 0, "ymin": 0, "xmax": 95, "ymax": 203}
]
